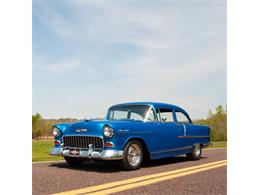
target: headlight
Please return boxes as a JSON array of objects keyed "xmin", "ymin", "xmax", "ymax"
[
  {"xmin": 52, "ymin": 127, "xmax": 60, "ymax": 137},
  {"xmin": 104, "ymin": 125, "xmax": 114, "ymax": 138}
]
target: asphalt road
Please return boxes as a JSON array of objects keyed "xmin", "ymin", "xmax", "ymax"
[{"xmin": 33, "ymin": 148, "xmax": 227, "ymax": 195}]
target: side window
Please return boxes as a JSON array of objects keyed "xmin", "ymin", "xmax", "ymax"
[
  {"xmin": 175, "ymin": 111, "xmax": 190, "ymax": 124},
  {"xmin": 157, "ymin": 108, "xmax": 174, "ymax": 122}
]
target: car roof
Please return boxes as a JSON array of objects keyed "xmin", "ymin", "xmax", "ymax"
[{"xmin": 110, "ymin": 102, "xmax": 188, "ymax": 113}]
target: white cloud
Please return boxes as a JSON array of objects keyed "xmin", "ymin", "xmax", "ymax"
[{"xmin": 33, "ymin": 57, "xmax": 85, "ymax": 75}]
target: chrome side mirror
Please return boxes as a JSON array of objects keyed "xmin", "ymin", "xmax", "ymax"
[{"xmin": 162, "ymin": 116, "xmax": 167, "ymax": 122}]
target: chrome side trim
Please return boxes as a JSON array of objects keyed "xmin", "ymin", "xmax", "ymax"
[
  {"xmin": 118, "ymin": 129, "xmax": 130, "ymax": 132},
  {"xmin": 177, "ymin": 136, "xmax": 210, "ymax": 138},
  {"xmin": 183, "ymin": 124, "xmax": 186, "ymax": 136},
  {"xmin": 151, "ymin": 146, "xmax": 192, "ymax": 155}
]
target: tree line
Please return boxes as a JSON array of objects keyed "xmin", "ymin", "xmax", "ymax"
[
  {"xmin": 194, "ymin": 105, "xmax": 227, "ymax": 141},
  {"xmin": 32, "ymin": 114, "xmax": 78, "ymax": 139},
  {"xmin": 32, "ymin": 105, "xmax": 227, "ymax": 141}
]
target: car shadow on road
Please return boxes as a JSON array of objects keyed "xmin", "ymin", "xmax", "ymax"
[
  {"xmin": 49, "ymin": 160, "xmax": 123, "ymax": 173},
  {"xmin": 143, "ymin": 156, "xmax": 208, "ymax": 168},
  {"xmin": 48, "ymin": 155, "xmax": 208, "ymax": 173}
]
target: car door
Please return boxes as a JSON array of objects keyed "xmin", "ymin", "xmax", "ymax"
[
  {"xmin": 174, "ymin": 109, "xmax": 193, "ymax": 147},
  {"xmin": 154, "ymin": 108, "xmax": 184, "ymax": 154}
]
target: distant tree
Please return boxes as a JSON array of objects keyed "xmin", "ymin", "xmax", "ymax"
[
  {"xmin": 194, "ymin": 105, "xmax": 227, "ymax": 141},
  {"xmin": 32, "ymin": 113, "xmax": 42, "ymax": 139},
  {"xmin": 32, "ymin": 113, "xmax": 41, "ymax": 129}
]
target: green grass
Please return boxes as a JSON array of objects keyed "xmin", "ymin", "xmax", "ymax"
[
  {"xmin": 32, "ymin": 140, "xmax": 227, "ymax": 162},
  {"xmin": 32, "ymin": 140, "xmax": 63, "ymax": 162},
  {"xmin": 208, "ymin": 141, "xmax": 227, "ymax": 148}
]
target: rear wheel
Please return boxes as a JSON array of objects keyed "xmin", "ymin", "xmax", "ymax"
[
  {"xmin": 120, "ymin": 140, "xmax": 143, "ymax": 171},
  {"xmin": 186, "ymin": 144, "xmax": 202, "ymax": 160},
  {"xmin": 64, "ymin": 157, "xmax": 85, "ymax": 165}
]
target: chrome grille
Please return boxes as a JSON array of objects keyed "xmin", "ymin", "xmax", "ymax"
[{"xmin": 63, "ymin": 136, "xmax": 103, "ymax": 149}]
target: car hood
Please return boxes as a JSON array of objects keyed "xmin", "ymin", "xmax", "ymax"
[
  {"xmin": 63, "ymin": 120, "xmax": 107, "ymax": 136},
  {"xmin": 58, "ymin": 119, "xmax": 144, "ymax": 136}
]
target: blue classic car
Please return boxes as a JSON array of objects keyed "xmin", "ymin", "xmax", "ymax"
[{"xmin": 50, "ymin": 102, "xmax": 210, "ymax": 170}]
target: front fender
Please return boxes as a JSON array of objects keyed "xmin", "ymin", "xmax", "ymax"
[
  {"xmin": 122, "ymin": 136, "xmax": 146, "ymax": 149},
  {"xmin": 53, "ymin": 123, "xmax": 70, "ymax": 141}
]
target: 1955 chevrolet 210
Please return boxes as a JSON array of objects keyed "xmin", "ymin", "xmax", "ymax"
[{"xmin": 50, "ymin": 102, "xmax": 210, "ymax": 170}]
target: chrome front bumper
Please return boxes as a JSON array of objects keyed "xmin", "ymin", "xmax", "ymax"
[{"xmin": 50, "ymin": 147, "xmax": 124, "ymax": 160}]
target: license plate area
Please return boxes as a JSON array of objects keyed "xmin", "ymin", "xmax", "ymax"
[{"xmin": 69, "ymin": 148, "xmax": 80, "ymax": 156}]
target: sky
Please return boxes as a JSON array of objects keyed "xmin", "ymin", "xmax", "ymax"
[{"xmin": 32, "ymin": 0, "xmax": 226, "ymax": 119}]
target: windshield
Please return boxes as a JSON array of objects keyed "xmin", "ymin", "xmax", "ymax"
[{"xmin": 107, "ymin": 105, "xmax": 156, "ymax": 121}]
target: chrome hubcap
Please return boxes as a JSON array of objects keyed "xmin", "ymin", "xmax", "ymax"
[
  {"xmin": 194, "ymin": 144, "xmax": 201, "ymax": 156},
  {"xmin": 127, "ymin": 144, "xmax": 141, "ymax": 166}
]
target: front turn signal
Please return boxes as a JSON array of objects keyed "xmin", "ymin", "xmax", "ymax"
[{"xmin": 105, "ymin": 142, "xmax": 115, "ymax": 147}]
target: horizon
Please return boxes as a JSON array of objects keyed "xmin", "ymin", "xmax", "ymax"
[{"xmin": 33, "ymin": 102, "xmax": 226, "ymax": 121}]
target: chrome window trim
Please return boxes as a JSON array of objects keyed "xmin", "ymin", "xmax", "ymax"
[{"xmin": 174, "ymin": 109, "xmax": 192, "ymax": 124}]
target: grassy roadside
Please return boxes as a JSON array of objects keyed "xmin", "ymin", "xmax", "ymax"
[
  {"xmin": 32, "ymin": 140, "xmax": 63, "ymax": 162},
  {"xmin": 208, "ymin": 141, "xmax": 227, "ymax": 149},
  {"xmin": 32, "ymin": 140, "xmax": 227, "ymax": 162}
]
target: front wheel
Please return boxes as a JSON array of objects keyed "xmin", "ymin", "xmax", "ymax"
[
  {"xmin": 186, "ymin": 144, "xmax": 202, "ymax": 160},
  {"xmin": 120, "ymin": 140, "xmax": 143, "ymax": 171},
  {"xmin": 64, "ymin": 156, "xmax": 85, "ymax": 166}
]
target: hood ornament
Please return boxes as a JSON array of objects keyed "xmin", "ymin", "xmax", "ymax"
[{"xmin": 75, "ymin": 128, "xmax": 88, "ymax": 132}]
